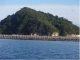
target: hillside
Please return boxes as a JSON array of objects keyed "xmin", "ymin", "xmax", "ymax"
[{"xmin": 0, "ymin": 7, "xmax": 79, "ymax": 36}]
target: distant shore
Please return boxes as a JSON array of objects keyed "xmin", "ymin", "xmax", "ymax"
[{"xmin": 0, "ymin": 35, "xmax": 79, "ymax": 41}]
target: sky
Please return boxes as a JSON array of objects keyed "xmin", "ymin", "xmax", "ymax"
[{"xmin": 0, "ymin": 0, "xmax": 79, "ymax": 26}]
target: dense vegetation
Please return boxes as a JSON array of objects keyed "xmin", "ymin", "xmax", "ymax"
[{"xmin": 0, "ymin": 7, "xmax": 79, "ymax": 36}]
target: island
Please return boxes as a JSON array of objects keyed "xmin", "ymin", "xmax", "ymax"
[{"xmin": 0, "ymin": 7, "xmax": 79, "ymax": 41}]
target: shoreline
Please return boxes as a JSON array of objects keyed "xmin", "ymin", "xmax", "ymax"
[{"xmin": 0, "ymin": 35, "xmax": 79, "ymax": 41}]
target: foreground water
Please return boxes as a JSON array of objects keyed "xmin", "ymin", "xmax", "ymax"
[{"xmin": 0, "ymin": 39, "xmax": 79, "ymax": 60}]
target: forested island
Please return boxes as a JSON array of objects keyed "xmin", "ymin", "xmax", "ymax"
[{"xmin": 0, "ymin": 7, "xmax": 79, "ymax": 36}]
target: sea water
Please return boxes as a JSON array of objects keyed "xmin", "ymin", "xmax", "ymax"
[{"xmin": 0, "ymin": 39, "xmax": 79, "ymax": 60}]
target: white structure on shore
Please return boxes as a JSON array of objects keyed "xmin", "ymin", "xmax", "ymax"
[
  {"xmin": 75, "ymin": 35, "xmax": 80, "ymax": 37},
  {"xmin": 30, "ymin": 33, "xmax": 39, "ymax": 36},
  {"xmin": 67, "ymin": 34, "xmax": 80, "ymax": 37},
  {"xmin": 51, "ymin": 32, "xmax": 59, "ymax": 37}
]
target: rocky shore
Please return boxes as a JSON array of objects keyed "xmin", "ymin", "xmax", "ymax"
[{"xmin": 0, "ymin": 35, "xmax": 79, "ymax": 41}]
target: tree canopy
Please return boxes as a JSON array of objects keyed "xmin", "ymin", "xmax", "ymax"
[{"xmin": 0, "ymin": 7, "xmax": 79, "ymax": 36}]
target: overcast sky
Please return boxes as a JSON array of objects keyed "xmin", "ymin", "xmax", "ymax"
[{"xmin": 0, "ymin": 0, "xmax": 79, "ymax": 26}]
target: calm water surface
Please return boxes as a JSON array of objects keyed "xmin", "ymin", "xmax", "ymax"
[{"xmin": 0, "ymin": 39, "xmax": 79, "ymax": 60}]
